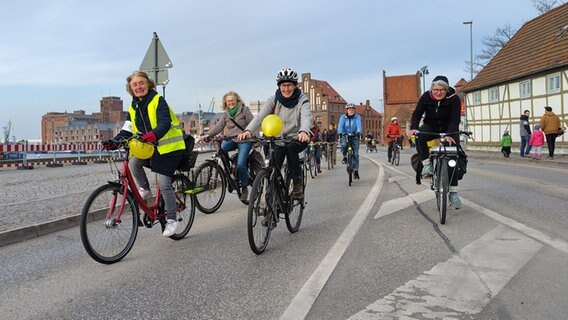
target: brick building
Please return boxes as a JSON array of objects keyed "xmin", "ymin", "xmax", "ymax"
[{"xmin": 382, "ymin": 71, "xmax": 421, "ymax": 145}]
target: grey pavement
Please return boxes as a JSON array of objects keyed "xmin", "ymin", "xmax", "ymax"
[{"xmin": 0, "ymin": 147, "xmax": 566, "ymax": 248}]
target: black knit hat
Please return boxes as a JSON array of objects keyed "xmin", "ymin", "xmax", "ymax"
[
  {"xmin": 432, "ymin": 75, "xmax": 450, "ymax": 90},
  {"xmin": 544, "ymin": 106, "xmax": 552, "ymax": 112}
]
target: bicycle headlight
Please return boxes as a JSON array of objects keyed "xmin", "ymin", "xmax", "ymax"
[
  {"xmin": 448, "ymin": 159, "xmax": 457, "ymax": 167},
  {"xmin": 264, "ymin": 159, "xmax": 270, "ymax": 167}
]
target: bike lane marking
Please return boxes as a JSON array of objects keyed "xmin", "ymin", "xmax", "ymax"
[
  {"xmin": 374, "ymin": 189, "xmax": 433, "ymax": 219},
  {"xmin": 280, "ymin": 158, "xmax": 384, "ymax": 320},
  {"xmin": 348, "ymin": 224, "xmax": 542, "ymax": 319}
]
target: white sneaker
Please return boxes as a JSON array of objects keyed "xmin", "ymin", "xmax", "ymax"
[
  {"xmin": 162, "ymin": 219, "xmax": 178, "ymax": 237},
  {"xmin": 139, "ymin": 188, "xmax": 152, "ymax": 200}
]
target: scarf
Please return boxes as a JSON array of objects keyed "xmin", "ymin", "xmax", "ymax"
[
  {"xmin": 227, "ymin": 103, "xmax": 240, "ymax": 118},
  {"xmin": 275, "ymin": 88, "xmax": 301, "ymax": 108}
]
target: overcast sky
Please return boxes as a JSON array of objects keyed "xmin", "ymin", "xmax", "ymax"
[{"xmin": 2, "ymin": 0, "xmax": 540, "ymax": 140}]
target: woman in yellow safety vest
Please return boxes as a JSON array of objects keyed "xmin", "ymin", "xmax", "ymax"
[{"xmin": 103, "ymin": 70, "xmax": 185, "ymax": 237}]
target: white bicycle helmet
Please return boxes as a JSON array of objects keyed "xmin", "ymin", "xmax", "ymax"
[
  {"xmin": 276, "ymin": 67, "xmax": 298, "ymax": 85},
  {"xmin": 391, "ymin": 116, "xmax": 398, "ymax": 121},
  {"xmin": 345, "ymin": 103, "xmax": 356, "ymax": 109}
]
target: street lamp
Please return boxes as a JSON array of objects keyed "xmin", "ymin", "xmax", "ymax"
[
  {"xmin": 463, "ymin": 21, "xmax": 473, "ymax": 81},
  {"xmin": 419, "ymin": 65, "xmax": 429, "ymax": 94}
]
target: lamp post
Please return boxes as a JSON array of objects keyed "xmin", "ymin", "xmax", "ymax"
[
  {"xmin": 419, "ymin": 65, "xmax": 429, "ymax": 94},
  {"xmin": 463, "ymin": 21, "xmax": 473, "ymax": 81}
]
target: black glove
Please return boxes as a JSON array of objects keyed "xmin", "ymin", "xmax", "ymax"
[{"xmin": 102, "ymin": 140, "xmax": 118, "ymax": 151}]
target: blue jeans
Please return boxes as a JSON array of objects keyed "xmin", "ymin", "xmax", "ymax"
[
  {"xmin": 340, "ymin": 136, "xmax": 360, "ymax": 170},
  {"xmin": 520, "ymin": 135, "xmax": 531, "ymax": 157},
  {"xmin": 221, "ymin": 140, "xmax": 252, "ymax": 186}
]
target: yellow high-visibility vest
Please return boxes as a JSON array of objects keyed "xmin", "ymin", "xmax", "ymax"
[{"xmin": 129, "ymin": 94, "xmax": 185, "ymax": 155}]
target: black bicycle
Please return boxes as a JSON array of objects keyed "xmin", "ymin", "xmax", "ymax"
[
  {"xmin": 341, "ymin": 134, "xmax": 358, "ymax": 186},
  {"xmin": 391, "ymin": 138, "xmax": 401, "ymax": 166},
  {"xmin": 416, "ymin": 130, "xmax": 472, "ymax": 224},
  {"xmin": 247, "ymin": 136, "xmax": 306, "ymax": 255},
  {"xmin": 191, "ymin": 136, "xmax": 262, "ymax": 213}
]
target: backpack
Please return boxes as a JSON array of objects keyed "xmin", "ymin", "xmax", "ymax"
[{"xmin": 178, "ymin": 134, "xmax": 198, "ymax": 172}]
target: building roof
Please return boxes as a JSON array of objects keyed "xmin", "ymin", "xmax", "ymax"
[
  {"xmin": 308, "ymin": 78, "xmax": 346, "ymax": 104},
  {"xmin": 464, "ymin": 3, "xmax": 568, "ymax": 92}
]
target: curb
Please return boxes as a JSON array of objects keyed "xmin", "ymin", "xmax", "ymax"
[{"xmin": 0, "ymin": 214, "xmax": 81, "ymax": 248}]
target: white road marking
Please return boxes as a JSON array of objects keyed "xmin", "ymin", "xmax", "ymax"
[
  {"xmin": 387, "ymin": 175, "xmax": 407, "ymax": 183},
  {"xmin": 279, "ymin": 158, "xmax": 385, "ymax": 320},
  {"xmin": 348, "ymin": 225, "xmax": 542, "ymax": 319},
  {"xmin": 374, "ymin": 189, "xmax": 434, "ymax": 219}
]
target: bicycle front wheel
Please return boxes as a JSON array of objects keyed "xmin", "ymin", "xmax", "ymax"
[
  {"xmin": 193, "ymin": 161, "xmax": 226, "ymax": 214},
  {"xmin": 169, "ymin": 174, "xmax": 196, "ymax": 240},
  {"xmin": 308, "ymin": 154, "xmax": 316, "ymax": 179},
  {"xmin": 80, "ymin": 183, "xmax": 138, "ymax": 264},
  {"xmin": 347, "ymin": 151, "xmax": 353, "ymax": 186},
  {"xmin": 437, "ymin": 159, "xmax": 449, "ymax": 224},
  {"xmin": 393, "ymin": 149, "xmax": 400, "ymax": 166},
  {"xmin": 247, "ymin": 169, "xmax": 272, "ymax": 255},
  {"xmin": 286, "ymin": 171, "xmax": 304, "ymax": 233}
]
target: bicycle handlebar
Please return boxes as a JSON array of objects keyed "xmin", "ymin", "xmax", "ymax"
[{"xmin": 414, "ymin": 131, "xmax": 473, "ymax": 139}]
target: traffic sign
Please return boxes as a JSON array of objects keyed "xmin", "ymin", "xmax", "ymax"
[{"xmin": 140, "ymin": 32, "xmax": 173, "ymax": 86}]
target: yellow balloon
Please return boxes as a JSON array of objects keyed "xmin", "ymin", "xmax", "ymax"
[
  {"xmin": 261, "ymin": 114, "xmax": 283, "ymax": 137},
  {"xmin": 129, "ymin": 139, "xmax": 155, "ymax": 159}
]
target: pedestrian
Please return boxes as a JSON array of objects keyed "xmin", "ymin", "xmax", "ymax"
[
  {"xmin": 310, "ymin": 119, "xmax": 322, "ymax": 173},
  {"xmin": 500, "ymin": 129, "xmax": 512, "ymax": 158},
  {"xmin": 519, "ymin": 110, "xmax": 532, "ymax": 157},
  {"xmin": 529, "ymin": 124, "xmax": 545, "ymax": 160},
  {"xmin": 539, "ymin": 106, "xmax": 561, "ymax": 158}
]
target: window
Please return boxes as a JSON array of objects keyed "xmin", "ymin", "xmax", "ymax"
[
  {"xmin": 473, "ymin": 91, "xmax": 481, "ymax": 105},
  {"xmin": 489, "ymin": 87, "xmax": 499, "ymax": 103},
  {"xmin": 520, "ymin": 80, "xmax": 531, "ymax": 98},
  {"xmin": 547, "ymin": 73, "xmax": 560, "ymax": 93}
]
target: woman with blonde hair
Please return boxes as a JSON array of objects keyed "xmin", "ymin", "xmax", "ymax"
[{"xmin": 200, "ymin": 91, "xmax": 254, "ymax": 201}]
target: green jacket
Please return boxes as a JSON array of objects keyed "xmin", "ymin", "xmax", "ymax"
[{"xmin": 501, "ymin": 134, "xmax": 512, "ymax": 147}]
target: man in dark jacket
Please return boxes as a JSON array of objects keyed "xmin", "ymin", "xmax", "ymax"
[
  {"xmin": 519, "ymin": 110, "xmax": 532, "ymax": 157},
  {"xmin": 407, "ymin": 75, "xmax": 463, "ymax": 209}
]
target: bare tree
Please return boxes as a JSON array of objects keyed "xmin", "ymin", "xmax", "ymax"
[{"xmin": 532, "ymin": 0, "xmax": 560, "ymax": 13}]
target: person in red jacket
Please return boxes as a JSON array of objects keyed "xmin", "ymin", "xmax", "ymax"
[{"xmin": 385, "ymin": 116, "xmax": 402, "ymax": 162}]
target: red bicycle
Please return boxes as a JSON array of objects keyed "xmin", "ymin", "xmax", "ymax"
[{"xmin": 80, "ymin": 136, "xmax": 196, "ymax": 264}]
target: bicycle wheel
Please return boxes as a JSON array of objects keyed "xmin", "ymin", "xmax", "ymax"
[
  {"xmin": 80, "ymin": 183, "xmax": 138, "ymax": 264},
  {"xmin": 285, "ymin": 171, "xmax": 304, "ymax": 233},
  {"xmin": 393, "ymin": 148, "xmax": 400, "ymax": 166},
  {"xmin": 247, "ymin": 169, "xmax": 272, "ymax": 254},
  {"xmin": 308, "ymin": 153, "xmax": 316, "ymax": 179},
  {"xmin": 168, "ymin": 174, "xmax": 196, "ymax": 240},
  {"xmin": 193, "ymin": 161, "xmax": 226, "ymax": 214},
  {"xmin": 347, "ymin": 150, "xmax": 353, "ymax": 186},
  {"xmin": 437, "ymin": 158, "xmax": 449, "ymax": 224}
]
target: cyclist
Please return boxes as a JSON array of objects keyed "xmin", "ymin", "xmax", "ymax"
[
  {"xmin": 310, "ymin": 119, "xmax": 322, "ymax": 173},
  {"xmin": 237, "ymin": 67, "xmax": 311, "ymax": 199},
  {"xmin": 337, "ymin": 103, "xmax": 362, "ymax": 180},
  {"xmin": 103, "ymin": 71, "xmax": 186, "ymax": 236},
  {"xmin": 386, "ymin": 116, "xmax": 402, "ymax": 162},
  {"xmin": 407, "ymin": 75, "xmax": 463, "ymax": 209},
  {"xmin": 365, "ymin": 131, "xmax": 374, "ymax": 148},
  {"xmin": 199, "ymin": 91, "xmax": 254, "ymax": 201}
]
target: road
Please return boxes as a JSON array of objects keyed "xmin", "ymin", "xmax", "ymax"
[{"xmin": 0, "ymin": 149, "xmax": 567, "ymax": 319}]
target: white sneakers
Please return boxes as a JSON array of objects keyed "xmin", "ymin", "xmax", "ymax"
[
  {"xmin": 139, "ymin": 188, "xmax": 152, "ymax": 200},
  {"xmin": 162, "ymin": 219, "xmax": 178, "ymax": 237}
]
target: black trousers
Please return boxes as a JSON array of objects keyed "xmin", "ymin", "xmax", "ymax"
[
  {"xmin": 545, "ymin": 133, "xmax": 558, "ymax": 157},
  {"xmin": 415, "ymin": 124, "xmax": 460, "ymax": 187},
  {"xmin": 273, "ymin": 140, "xmax": 308, "ymax": 180}
]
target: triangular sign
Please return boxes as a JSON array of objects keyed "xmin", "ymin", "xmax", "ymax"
[{"xmin": 140, "ymin": 32, "xmax": 173, "ymax": 71}]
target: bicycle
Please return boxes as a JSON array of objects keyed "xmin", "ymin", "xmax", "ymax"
[
  {"xmin": 305, "ymin": 142, "xmax": 319, "ymax": 179},
  {"xmin": 415, "ymin": 130, "xmax": 472, "ymax": 224},
  {"xmin": 390, "ymin": 139, "xmax": 401, "ymax": 166},
  {"xmin": 191, "ymin": 136, "xmax": 262, "ymax": 213},
  {"xmin": 341, "ymin": 133, "xmax": 358, "ymax": 186},
  {"xmin": 247, "ymin": 136, "xmax": 306, "ymax": 255},
  {"xmin": 80, "ymin": 136, "xmax": 196, "ymax": 264}
]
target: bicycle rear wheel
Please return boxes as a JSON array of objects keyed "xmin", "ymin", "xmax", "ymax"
[
  {"xmin": 247, "ymin": 169, "xmax": 272, "ymax": 254},
  {"xmin": 437, "ymin": 159, "xmax": 449, "ymax": 224},
  {"xmin": 308, "ymin": 153, "xmax": 316, "ymax": 179},
  {"xmin": 80, "ymin": 183, "xmax": 138, "ymax": 264},
  {"xmin": 169, "ymin": 174, "xmax": 196, "ymax": 240},
  {"xmin": 193, "ymin": 161, "xmax": 226, "ymax": 214}
]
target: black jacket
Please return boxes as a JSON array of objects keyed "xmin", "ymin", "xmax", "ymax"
[{"xmin": 410, "ymin": 87, "xmax": 461, "ymax": 133}]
